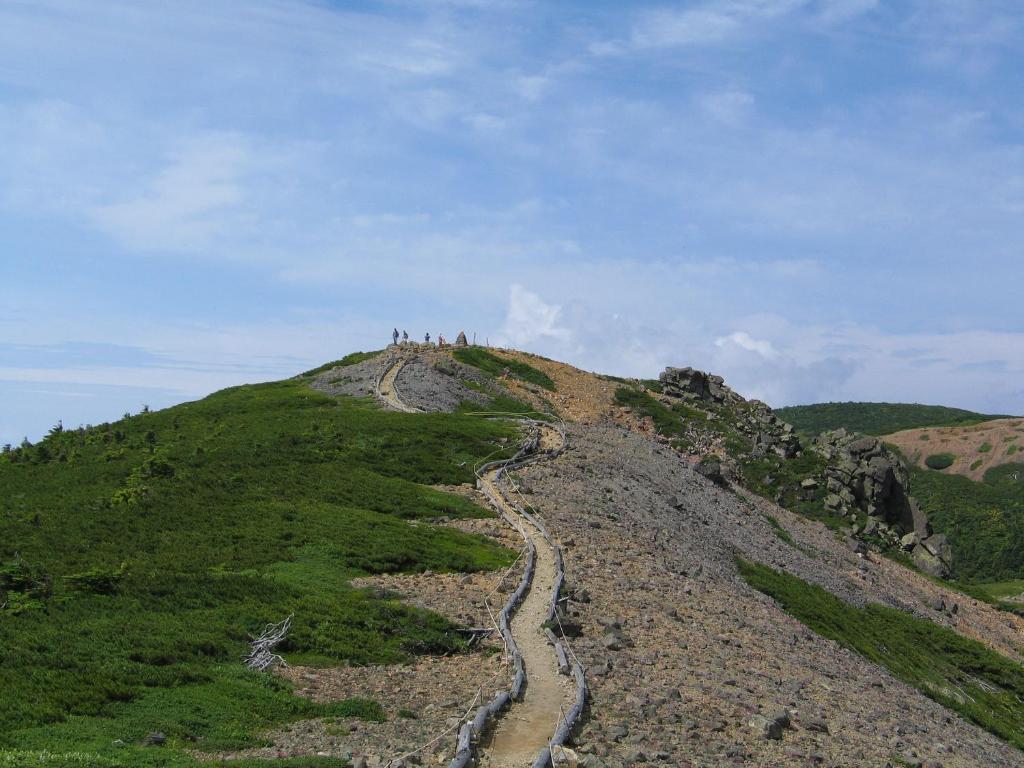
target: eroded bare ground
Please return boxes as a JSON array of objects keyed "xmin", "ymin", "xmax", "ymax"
[
  {"xmin": 204, "ymin": 507, "xmax": 529, "ymax": 766},
  {"xmin": 518, "ymin": 424, "xmax": 1024, "ymax": 768},
  {"xmin": 270, "ymin": 353, "xmax": 1024, "ymax": 766},
  {"xmin": 214, "ymin": 653, "xmax": 504, "ymax": 765},
  {"xmin": 883, "ymin": 418, "xmax": 1024, "ymax": 480}
]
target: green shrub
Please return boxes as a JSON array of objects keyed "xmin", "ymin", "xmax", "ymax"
[
  {"xmin": 301, "ymin": 351, "xmax": 381, "ymax": 378},
  {"xmin": 613, "ymin": 388, "xmax": 684, "ymax": 438},
  {"xmin": 970, "ymin": 459, "xmax": 983, "ymax": 471},
  {"xmin": 0, "ymin": 377, "xmax": 517, "ymax": 758},
  {"xmin": 738, "ymin": 559, "xmax": 1024, "ymax": 749},
  {"xmin": 906, "ymin": 463, "xmax": 1024, "ymax": 581},
  {"xmin": 452, "ymin": 348, "xmax": 555, "ymax": 391},
  {"xmin": 776, "ymin": 402, "xmax": 1008, "ymax": 436},
  {"xmin": 925, "ymin": 453, "xmax": 956, "ymax": 470},
  {"xmin": 979, "ymin": 442, "xmax": 993, "ymax": 454},
  {"xmin": 62, "ymin": 563, "xmax": 127, "ymax": 595}
]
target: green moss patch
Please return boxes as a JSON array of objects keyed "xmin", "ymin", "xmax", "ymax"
[
  {"xmin": 452, "ymin": 348, "xmax": 555, "ymax": 391},
  {"xmin": 925, "ymin": 453, "xmax": 956, "ymax": 470},
  {"xmin": 0, "ymin": 378, "xmax": 518, "ymax": 761},
  {"xmin": 738, "ymin": 559, "xmax": 1024, "ymax": 750}
]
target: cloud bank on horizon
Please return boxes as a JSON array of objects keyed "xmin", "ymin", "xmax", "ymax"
[{"xmin": 2, "ymin": 0, "xmax": 1022, "ymax": 442}]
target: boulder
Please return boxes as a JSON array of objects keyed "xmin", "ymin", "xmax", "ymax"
[
  {"xmin": 900, "ymin": 532, "xmax": 920, "ymax": 551},
  {"xmin": 805, "ymin": 717, "xmax": 830, "ymax": 734},
  {"xmin": 694, "ymin": 458, "xmax": 725, "ymax": 486},
  {"xmin": 552, "ymin": 745, "xmax": 580, "ymax": 767},
  {"xmin": 922, "ymin": 533, "xmax": 951, "ymax": 561},
  {"xmin": 912, "ymin": 543, "xmax": 950, "ymax": 578},
  {"xmin": 815, "ymin": 429, "xmax": 924, "ymax": 539},
  {"xmin": 749, "ymin": 711, "xmax": 790, "ymax": 740},
  {"xmin": 659, "ymin": 366, "xmax": 741, "ymax": 404}
]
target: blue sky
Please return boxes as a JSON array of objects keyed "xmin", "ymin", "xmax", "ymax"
[{"xmin": 2, "ymin": 0, "xmax": 1023, "ymax": 443}]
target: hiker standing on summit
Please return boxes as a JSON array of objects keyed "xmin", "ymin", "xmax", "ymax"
[{"xmin": 392, "ymin": 328, "xmax": 399, "ymax": 345}]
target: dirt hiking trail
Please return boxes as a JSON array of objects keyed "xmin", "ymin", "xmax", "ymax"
[
  {"xmin": 478, "ymin": 430, "xmax": 571, "ymax": 767},
  {"xmin": 376, "ymin": 353, "xmax": 571, "ymax": 766}
]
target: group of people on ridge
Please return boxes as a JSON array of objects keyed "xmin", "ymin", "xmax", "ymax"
[{"xmin": 391, "ymin": 328, "xmax": 466, "ymax": 348}]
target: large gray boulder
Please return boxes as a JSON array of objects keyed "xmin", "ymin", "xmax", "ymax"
[
  {"xmin": 659, "ymin": 366, "xmax": 741, "ymax": 404},
  {"xmin": 814, "ymin": 430, "xmax": 931, "ymax": 538}
]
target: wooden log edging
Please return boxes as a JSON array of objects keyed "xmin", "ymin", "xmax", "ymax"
[
  {"xmin": 446, "ymin": 425, "xmax": 550, "ymax": 768},
  {"xmin": 496, "ymin": 422, "xmax": 587, "ymax": 768}
]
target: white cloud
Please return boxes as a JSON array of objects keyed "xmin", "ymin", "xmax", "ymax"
[
  {"xmin": 699, "ymin": 89, "xmax": 755, "ymax": 125},
  {"xmin": 816, "ymin": 0, "xmax": 879, "ymax": 25},
  {"xmin": 498, "ymin": 285, "xmax": 573, "ymax": 348},
  {"xmin": 514, "ymin": 75, "xmax": 550, "ymax": 102},
  {"xmin": 715, "ymin": 331, "xmax": 778, "ymax": 359},
  {"xmin": 90, "ymin": 134, "xmax": 251, "ymax": 252},
  {"xmin": 630, "ymin": 1, "xmax": 808, "ymax": 49}
]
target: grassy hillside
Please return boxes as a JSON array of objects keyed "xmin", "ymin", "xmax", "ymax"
[
  {"xmin": 452, "ymin": 348, "xmax": 555, "ymax": 391},
  {"xmin": 907, "ymin": 462, "xmax": 1024, "ymax": 582},
  {"xmin": 777, "ymin": 402, "xmax": 1008, "ymax": 436},
  {"xmin": 0, "ymin": 378, "xmax": 518, "ymax": 766},
  {"xmin": 739, "ymin": 559, "xmax": 1024, "ymax": 750}
]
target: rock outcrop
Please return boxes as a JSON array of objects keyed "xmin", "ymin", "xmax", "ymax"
[
  {"xmin": 659, "ymin": 366, "xmax": 741, "ymax": 404},
  {"xmin": 657, "ymin": 367, "xmax": 802, "ymax": 460},
  {"xmin": 814, "ymin": 429, "xmax": 949, "ymax": 577},
  {"xmin": 746, "ymin": 401, "xmax": 802, "ymax": 460}
]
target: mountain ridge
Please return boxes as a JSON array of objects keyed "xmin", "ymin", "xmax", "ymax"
[{"xmin": 3, "ymin": 346, "xmax": 1024, "ymax": 767}]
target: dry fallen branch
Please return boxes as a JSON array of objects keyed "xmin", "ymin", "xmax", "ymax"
[{"xmin": 245, "ymin": 614, "xmax": 293, "ymax": 672}]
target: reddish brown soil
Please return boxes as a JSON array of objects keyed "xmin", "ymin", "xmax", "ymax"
[{"xmin": 883, "ymin": 418, "xmax": 1024, "ymax": 480}]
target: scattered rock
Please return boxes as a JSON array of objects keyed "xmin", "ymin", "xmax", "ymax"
[
  {"xmin": 805, "ymin": 717, "xmax": 830, "ymax": 734},
  {"xmin": 749, "ymin": 714, "xmax": 784, "ymax": 740}
]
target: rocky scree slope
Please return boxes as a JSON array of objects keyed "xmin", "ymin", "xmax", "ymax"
[
  {"xmin": 612, "ymin": 366, "xmax": 955, "ymax": 578},
  {"xmin": 311, "ymin": 348, "xmax": 1024, "ymax": 767}
]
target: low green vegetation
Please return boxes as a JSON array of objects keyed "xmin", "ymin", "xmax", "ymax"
[
  {"xmin": 452, "ymin": 348, "xmax": 555, "ymax": 391},
  {"xmin": 738, "ymin": 559, "xmax": 1024, "ymax": 750},
  {"xmin": 301, "ymin": 350, "xmax": 382, "ymax": 378},
  {"xmin": 986, "ymin": 463, "xmax": 1024, "ymax": 487},
  {"xmin": 0, "ymin": 379, "xmax": 518, "ymax": 764},
  {"xmin": 777, "ymin": 402, "xmax": 1008, "ymax": 437},
  {"xmin": 971, "ymin": 579, "xmax": 1024, "ymax": 602},
  {"xmin": 925, "ymin": 453, "xmax": 956, "ymax": 470},
  {"xmin": 0, "ymin": 754, "xmax": 354, "ymax": 768},
  {"xmin": 907, "ymin": 463, "xmax": 1024, "ymax": 582},
  {"xmin": 739, "ymin": 450, "xmax": 834, "ymax": 529},
  {"xmin": 613, "ymin": 388, "xmax": 685, "ymax": 438},
  {"xmin": 979, "ymin": 442, "xmax": 993, "ymax": 453},
  {"xmin": 971, "ymin": 459, "xmax": 983, "ymax": 471},
  {"xmin": 456, "ymin": 380, "xmax": 550, "ymax": 418},
  {"xmin": 612, "ymin": 387, "xmax": 835, "ymax": 527},
  {"xmin": 761, "ymin": 513, "xmax": 796, "ymax": 546}
]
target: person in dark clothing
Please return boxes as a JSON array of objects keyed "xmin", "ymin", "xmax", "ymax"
[
  {"xmin": 425, "ymin": 332, "xmax": 431, "ymax": 344},
  {"xmin": 392, "ymin": 328, "xmax": 399, "ymax": 345}
]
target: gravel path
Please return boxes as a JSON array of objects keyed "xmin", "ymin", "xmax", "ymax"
[
  {"xmin": 379, "ymin": 356, "xmax": 573, "ymax": 767},
  {"xmin": 377, "ymin": 356, "xmax": 422, "ymax": 414},
  {"xmin": 478, "ymin": 432, "xmax": 572, "ymax": 767}
]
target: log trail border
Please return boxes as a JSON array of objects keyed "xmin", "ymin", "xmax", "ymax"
[{"xmin": 372, "ymin": 350, "xmax": 587, "ymax": 768}]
